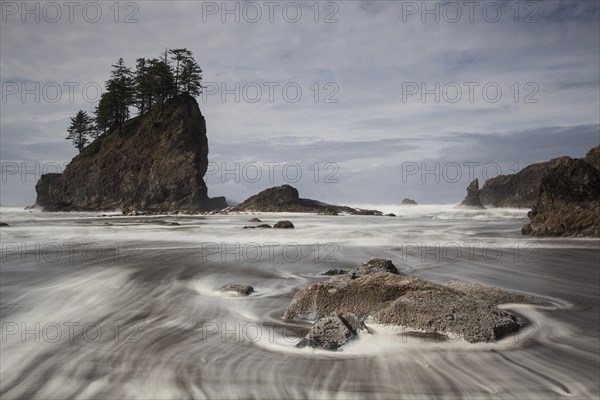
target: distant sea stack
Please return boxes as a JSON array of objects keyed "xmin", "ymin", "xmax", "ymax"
[
  {"xmin": 231, "ymin": 185, "xmax": 330, "ymax": 213},
  {"xmin": 35, "ymin": 94, "xmax": 226, "ymax": 212},
  {"xmin": 401, "ymin": 198, "xmax": 417, "ymax": 205},
  {"xmin": 458, "ymin": 179, "xmax": 484, "ymax": 208},
  {"xmin": 231, "ymin": 184, "xmax": 382, "ymax": 215}
]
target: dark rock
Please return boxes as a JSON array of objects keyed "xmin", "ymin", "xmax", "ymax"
[
  {"xmin": 295, "ymin": 313, "xmax": 368, "ymax": 350},
  {"xmin": 273, "ymin": 220, "xmax": 294, "ymax": 229},
  {"xmin": 522, "ymin": 157, "xmax": 600, "ymax": 237},
  {"xmin": 35, "ymin": 173, "xmax": 62, "ymax": 209},
  {"xmin": 243, "ymin": 224, "xmax": 272, "ymax": 229},
  {"xmin": 220, "ymin": 284, "xmax": 254, "ymax": 296},
  {"xmin": 206, "ymin": 196, "xmax": 228, "ymax": 211},
  {"xmin": 351, "ymin": 258, "xmax": 400, "ymax": 276},
  {"xmin": 322, "ymin": 207, "xmax": 338, "ymax": 216},
  {"xmin": 231, "ymin": 185, "xmax": 359, "ymax": 214},
  {"xmin": 248, "ymin": 218, "xmax": 262, "ymax": 222},
  {"xmin": 34, "ymin": 94, "xmax": 225, "ymax": 212},
  {"xmin": 384, "ymin": 213, "xmax": 396, "ymax": 217},
  {"xmin": 401, "ymin": 198, "xmax": 417, "ymax": 205},
  {"xmin": 0, "ymin": 222, "xmax": 10, "ymax": 227},
  {"xmin": 350, "ymin": 209, "xmax": 383, "ymax": 216},
  {"xmin": 584, "ymin": 145, "xmax": 600, "ymax": 171},
  {"xmin": 168, "ymin": 222, "xmax": 180, "ymax": 226},
  {"xmin": 320, "ymin": 269, "xmax": 349, "ymax": 276},
  {"xmin": 284, "ymin": 266, "xmax": 544, "ymax": 343},
  {"xmin": 458, "ymin": 179, "xmax": 485, "ymax": 208},
  {"xmin": 479, "ymin": 156, "xmax": 570, "ymax": 208}
]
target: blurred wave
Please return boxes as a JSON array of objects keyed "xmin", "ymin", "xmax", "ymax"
[{"xmin": 0, "ymin": 209, "xmax": 598, "ymax": 399}]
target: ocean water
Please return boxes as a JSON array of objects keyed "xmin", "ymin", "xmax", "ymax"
[{"xmin": 0, "ymin": 206, "xmax": 598, "ymax": 399}]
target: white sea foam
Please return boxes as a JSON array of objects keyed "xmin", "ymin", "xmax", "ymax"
[{"xmin": 0, "ymin": 207, "xmax": 598, "ymax": 399}]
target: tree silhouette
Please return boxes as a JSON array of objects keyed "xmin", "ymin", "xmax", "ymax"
[
  {"xmin": 89, "ymin": 48, "xmax": 204, "ymax": 139},
  {"xmin": 66, "ymin": 110, "xmax": 94, "ymax": 152},
  {"xmin": 106, "ymin": 58, "xmax": 134, "ymax": 132},
  {"xmin": 169, "ymin": 48, "xmax": 193, "ymax": 96},
  {"xmin": 180, "ymin": 57, "xmax": 203, "ymax": 96}
]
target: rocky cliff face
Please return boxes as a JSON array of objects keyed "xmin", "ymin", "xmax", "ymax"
[
  {"xmin": 522, "ymin": 157, "xmax": 600, "ymax": 237},
  {"xmin": 584, "ymin": 145, "xmax": 600, "ymax": 170},
  {"xmin": 35, "ymin": 94, "xmax": 226, "ymax": 212},
  {"xmin": 479, "ymin": 157, "xmax": 570, "ymax": 208}
]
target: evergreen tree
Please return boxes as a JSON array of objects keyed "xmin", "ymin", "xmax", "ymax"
[
  {"xmin": 89, "ymin": 125, "xmax": 102, "ymax": 140},
  {"xmin": 95, "ymin": 91, "xmax": 118, "ymax": 133},
  {"xmin": 169, "ymin": 48, "xmax": 193, "ymax": 96},
  {"xmin": 147, "ymin": 58, "xmax": 175, "ymax": 112},
  {"xmin": 134, "ymin": 57, "xmax": 153, "ymax": 115},
  {"xmin": 72, "ymin": 48, "xmax": 205, "ymax": 148},
  {"xmin": 106, "ymin": 58, "xmax": 134, "ymax": 131},
  {"xmin": 179, "ymin": 57, "xmax": 203, "ymax": 96},
  {"xmin": 66, "ymin": 110, "xmax": 94, "ymax": 153}
]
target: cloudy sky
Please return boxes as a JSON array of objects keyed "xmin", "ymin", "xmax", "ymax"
[{"xmin": 1, "ymin": 0, "xmax": 599, "ymax": 206}]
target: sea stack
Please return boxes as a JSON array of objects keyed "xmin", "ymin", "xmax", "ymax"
[
  {"xmin": 458, "ymin": 179, "xmax": 485, "ymax": 208},
  {"xmin": 34, "ymin": 94, "xmax": 226, "ymax": 212}
]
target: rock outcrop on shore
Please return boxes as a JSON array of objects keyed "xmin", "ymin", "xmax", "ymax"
[
  {"xmin": 34, "ymin": 94, "xmax": 226, "ymax": 212},
  {"xmin": 231, "ymin": 185, "xmax": 345, "ymax": 213},
  {"xmin": 285, "ymin": 259, "xmax": 546, "ymax": 345},
  {"xmin": 522, "ymin": 157, "xmax": 600, "ymax": 237},
  {"xmin": 584, "ymin": 145, "xmax": 600, "ymax": 170},
  {"xmin": 458, "ymin": 179, "xmax": 485, "ymax": 208},
  {"xmin": 453, "ymin": 145, "xmax": 599, "ymax": 236},
  {"xmin": 231, "ymin": 185, "xmax": 382, "ymax": 215},
  {"xmin": 478, "ymin": 157, "xmax": 569, "ymax": 208}
]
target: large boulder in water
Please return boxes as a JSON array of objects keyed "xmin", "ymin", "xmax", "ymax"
[
  {"xmin": 284, "ymin": 269, "xmax": 544, "ymax": 343},
  {"xmin": 273, "ymin": 220, "xmax": 295, "ymax": 229},
  {"xmin": 231, "ymin": 184, "xmax": 382, "ymax": 215},
  {"xmin": 231, "ymin": 185, "xmax": 355, "ymax": 213}
]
